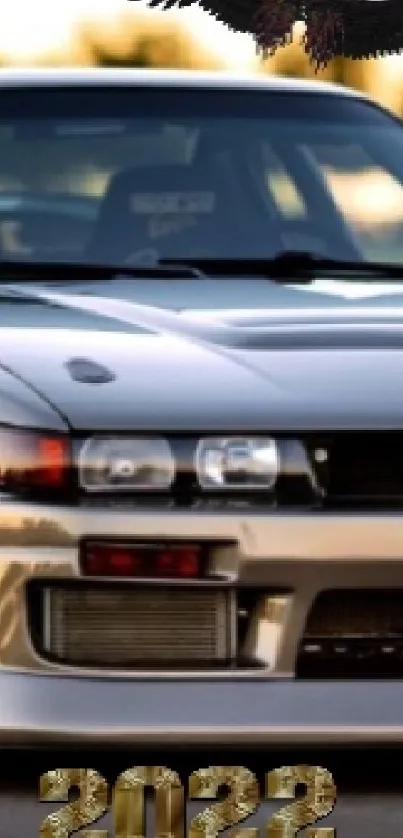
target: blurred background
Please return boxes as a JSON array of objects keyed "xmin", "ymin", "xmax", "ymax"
[{"xmin": 0, "ymin": 0, "xmax": 402, "ymax": 114}]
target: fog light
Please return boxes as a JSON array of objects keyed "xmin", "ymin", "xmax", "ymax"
[{"xmin": 81, "ymin": 542, "xmax": 203, "ymax": 578}]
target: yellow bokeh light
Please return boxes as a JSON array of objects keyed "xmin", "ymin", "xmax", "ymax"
[{"xmin": 0, "ymin": 0, "xmax": 257, "ymax": 66}]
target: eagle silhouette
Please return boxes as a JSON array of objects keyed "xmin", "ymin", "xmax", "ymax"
[{"xmin": 138, "ymin": 0, "xmax": 403, "ymax": 68}]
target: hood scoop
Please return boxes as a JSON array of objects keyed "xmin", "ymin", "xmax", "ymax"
[{"xmin": 65, "ymin": 357, "xmax": 116, "ymax": 385}]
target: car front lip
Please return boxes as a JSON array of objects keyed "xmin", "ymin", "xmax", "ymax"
[{"xmin": 0, "ymin": 670, "xmax": 403, "ymax": 745}]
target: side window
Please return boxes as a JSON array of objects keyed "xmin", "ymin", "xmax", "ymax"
[
  {"xmin": 0, "ymin": 125, "xmax": 195, "ymax": 198},
  {"xmin": 302, "ymin": 142, "xmax": 403, "ymax": 261},
  {"xmin": 262, "ymin": 144, "xmax": 307, "ymax": 220},
  {"xmin": 257, "ymin": 142, "xmax": 338, "ymax": 255}
]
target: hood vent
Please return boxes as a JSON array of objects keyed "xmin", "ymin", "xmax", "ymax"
[{"xmin": 65, "ymin": 357, "xmax": 116, "ymax": 384}]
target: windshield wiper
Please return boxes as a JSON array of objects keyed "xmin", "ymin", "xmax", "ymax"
[
  {"xmin": 2, "ymin": 253, "xmax": 403, "ymax": 285},
  {"xmin": 160, "ymin": 252, "xmax": 403, "ymax": 282},
  {"xmin": 0, "ymin": 258, "xmax": 203, "ymax": 282}
]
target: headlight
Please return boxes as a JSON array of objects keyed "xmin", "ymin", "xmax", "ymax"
[
  {"xmin": 195, "ymin": 437, "xmax": 279, "ymax": 490},
  {"xmin": 78, "ymin": 436, "xmax": 175, "ymax": 492}
]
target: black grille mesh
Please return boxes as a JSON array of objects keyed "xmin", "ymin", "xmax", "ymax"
[
  {"xmin": 307, "ymin": 433, "xmax": 403, "ymax": 506},
  {"xmin": 298, "ymin": 589, "xmax": 403, "ymax": 678}
]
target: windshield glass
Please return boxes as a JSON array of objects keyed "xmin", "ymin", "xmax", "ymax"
[{"xmin": 1, "ymin": 85, "xmax": 403, "ymax": 267}]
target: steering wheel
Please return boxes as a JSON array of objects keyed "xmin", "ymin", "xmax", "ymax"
[{"xmin": 0, "ymin": 192, "xmax": 98, "ymax": 261}]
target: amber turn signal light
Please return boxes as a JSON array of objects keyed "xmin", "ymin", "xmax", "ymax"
[{"xmin": 0, "ymin": 429, "xmax": 70, "ymax": 493}]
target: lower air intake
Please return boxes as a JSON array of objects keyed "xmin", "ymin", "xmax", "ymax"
[
  {"xmin": 38, "ymin": 582, "xmax": 235, "ymax": 669},
  {"xmin": 297, "ymin": 589, "xmax": 403, "ymax": 679}
]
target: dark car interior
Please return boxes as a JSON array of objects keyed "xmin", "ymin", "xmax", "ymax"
[
  {"xmin": 86, "ymin": 157, "xmax": 288, "ymax": 263},
  {"xmin": 0, "ymin": 138, "xmax": 363, "ymax": 265},
  {"xmin": 0, "ymin": 87, "xmax": 403, "ymax": 266}
]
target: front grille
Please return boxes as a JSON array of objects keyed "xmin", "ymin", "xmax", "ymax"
[
  {"xmin": 307, "ymin": 432, "xmax": 403, "ymax": 507},
  {"xmin": 34, "ymin": 582, "xmax": 235, "ymax": 669},
  {"xmin": 297, "ymin": 589, "xmax": 403, "ymax": 678}
]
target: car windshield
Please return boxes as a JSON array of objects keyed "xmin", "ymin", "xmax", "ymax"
[{"xmin": 1, "ymin": 84, "xmax": 403, "ymax": 268}]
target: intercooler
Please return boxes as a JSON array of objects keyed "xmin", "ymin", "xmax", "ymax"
[{"xmin": 35, "ymin": 581, "xmax": 236, "ymax": 669}]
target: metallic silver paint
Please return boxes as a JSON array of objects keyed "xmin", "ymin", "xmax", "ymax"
[
  {"xmin": 0, "ymin": 70, "xmax": 400, "ymax": 746},
  {"xmin": 2, "ymin": 503, "xmax": 403, "ymax": 688},
  {"xmin": 0, "ymin": 68, "xmax": 363, "ymax": 99},
  {"xmin": 0, "ymin": 669, "xmax": 402, "ymax": 744}
]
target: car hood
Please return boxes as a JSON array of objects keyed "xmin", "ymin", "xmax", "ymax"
[{"xmin": 1, "ymin": 283, "xmax": 403, "ymax": 431}]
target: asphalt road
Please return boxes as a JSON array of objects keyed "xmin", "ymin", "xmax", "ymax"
[{"xmin": 0, "ymin": 748, "xmax": 402, "ymax": 838}]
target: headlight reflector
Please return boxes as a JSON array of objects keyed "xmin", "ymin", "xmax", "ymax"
[
  {"xmin": 79, "ymin": 436, "xmax": 175, "ymax": 492},
  {"xmin": 195, "ymin": 437, "xmax": 279, "ymax": 490}
]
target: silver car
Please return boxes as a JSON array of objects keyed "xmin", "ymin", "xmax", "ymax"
[{"xmin": 0, "ymin": 68, "xmax": 403, "ymax": 747}]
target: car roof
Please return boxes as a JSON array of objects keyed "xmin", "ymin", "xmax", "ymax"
[{"xmin": 0, "ymin": 67, "xmax": 366, "ymax": 100}]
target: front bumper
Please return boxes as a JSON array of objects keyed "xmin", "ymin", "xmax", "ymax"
[
  {"xmin": 2, "ymin": 670, "xmax": 403, "ymax": 746},
  {"xmin": 2, "ymin": 500, "xmax": 403, "ymax": 744}
]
